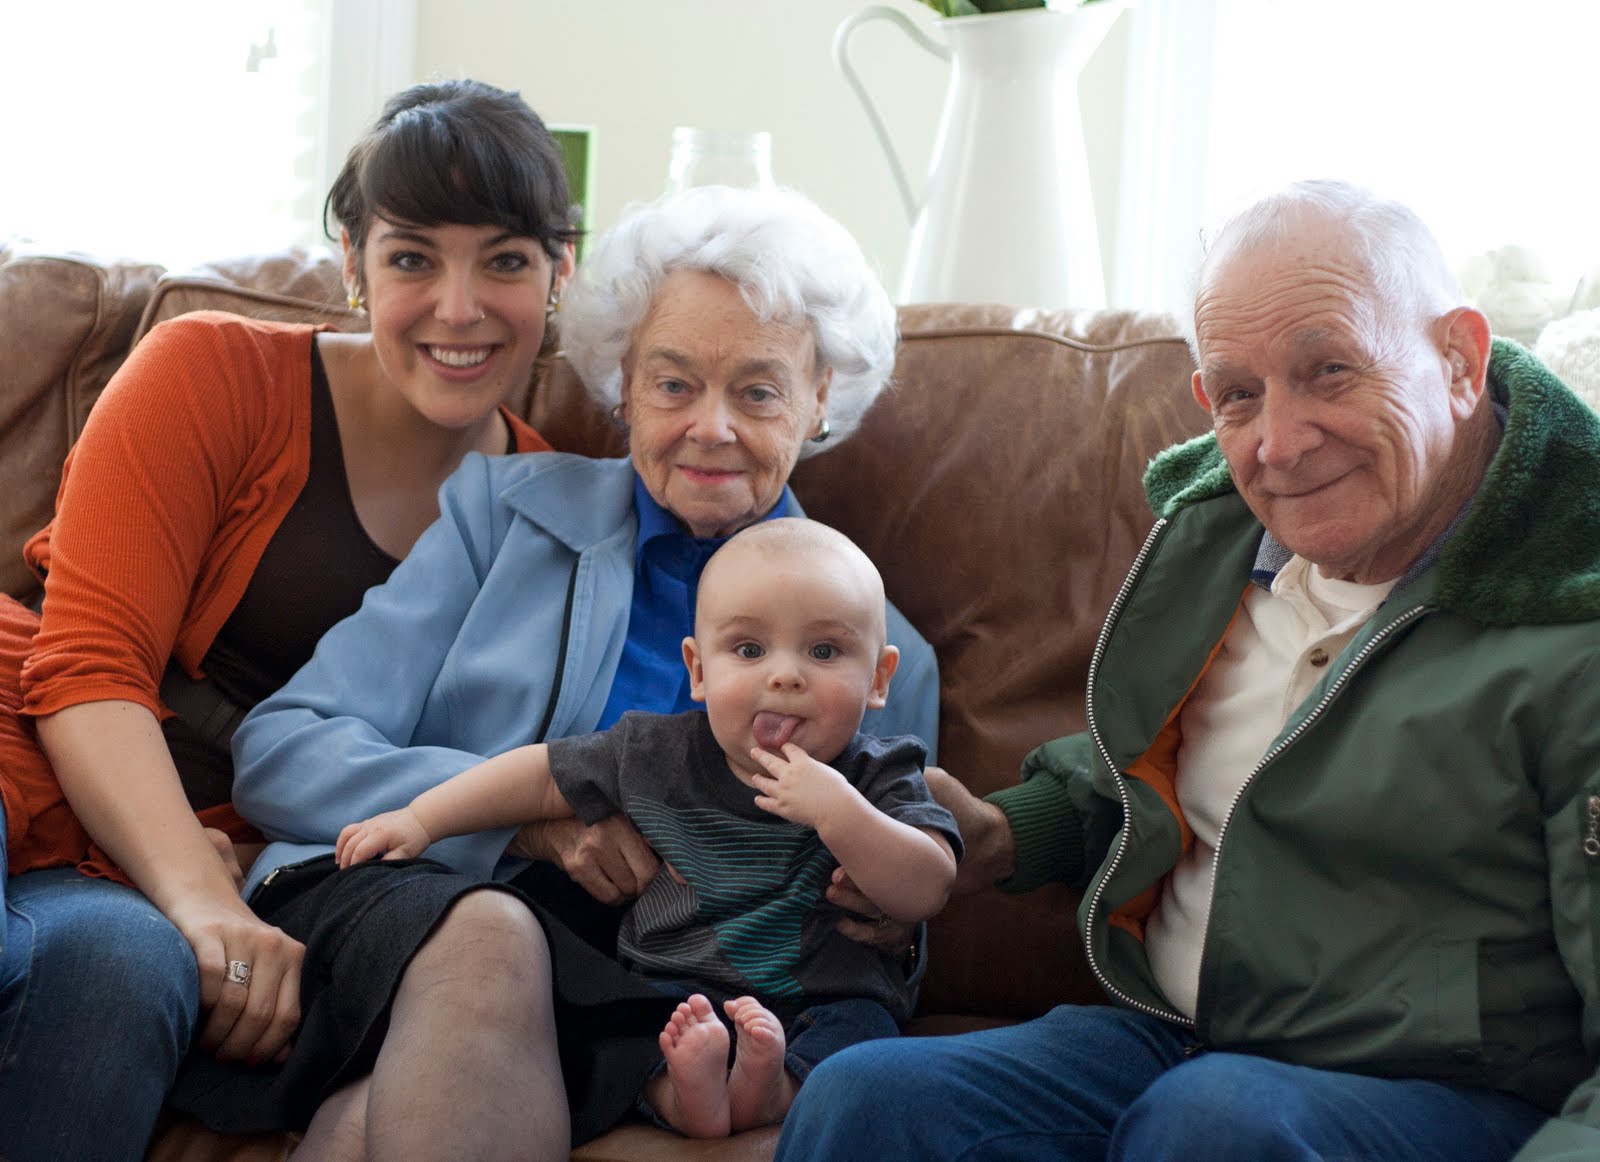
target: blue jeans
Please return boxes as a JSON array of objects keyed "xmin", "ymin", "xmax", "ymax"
[
  {"xmin": 0, "ymin": 807, "xmax": 199, "ymax": 1161},
  {"xmin": 781, "ymin": 997, "xmax": 899, "ymax": 1083},
  {"xmin": 775, "ymin": 1004, "xmax": 1550, "ymax": 1162}
]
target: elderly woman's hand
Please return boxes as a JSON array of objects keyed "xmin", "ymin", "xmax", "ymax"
[
  {"xmin": 509, "ymin": 814, "xmax": 662, "ymax": 905},
  {"xmin": 827, "ymin": 867, "xmax": 916, "ymax": 957},
  {"xmin": 828, "ymin": 765, "xmax": 984, "ymax": 957}
]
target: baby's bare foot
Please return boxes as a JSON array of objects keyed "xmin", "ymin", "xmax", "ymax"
[
  {"xmin": 725, "ymin": 996, "xmax": 796, "ymax": 1131},
  {"xmin": 653, "ymin": 994, "xmax": 732, "ymax": 1138}
]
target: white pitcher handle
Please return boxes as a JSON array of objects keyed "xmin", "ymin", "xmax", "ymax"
[{"xmin": 832, "ymin": 5, "xmax": 949, "ymax": 223}]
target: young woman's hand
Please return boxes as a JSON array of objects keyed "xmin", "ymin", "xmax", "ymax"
[
  {"xmin": 165, "ymin": 886, "xmax": 305, "ymax": 1065},
  {"xmin": 33, "ymin": 702, "xmax": 307, "ymax": 1064}
]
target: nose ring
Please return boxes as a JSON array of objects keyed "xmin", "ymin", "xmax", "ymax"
[{"xmin": 475, "ymin": 310, "xmax": 486, "ymax": 323}]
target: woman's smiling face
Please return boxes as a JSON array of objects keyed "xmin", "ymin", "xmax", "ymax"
[
  {"xmin": 353, "ymin": 218, "xmax": 571, "ymax": 431},
  {"xmin": 621, "ymin": 268, "xmax": 830, "ymax": 539}
]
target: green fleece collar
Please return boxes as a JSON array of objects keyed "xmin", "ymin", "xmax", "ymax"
[{"xmin": 1141, "ymin": 339, "xmax": 1600, "ymax": 626}]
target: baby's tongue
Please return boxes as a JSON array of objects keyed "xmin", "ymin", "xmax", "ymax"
[{"xmin": 753, "ymin": 712, "xmax": 802, "ymax": 751}]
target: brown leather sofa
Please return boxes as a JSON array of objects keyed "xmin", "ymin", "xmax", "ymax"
[{"xmin": 0, "ymin": 240, "xmax": 1207, "ymax": 1161}]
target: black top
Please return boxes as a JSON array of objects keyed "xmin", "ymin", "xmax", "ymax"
[{"xmin": 165, "ymin": 342, "xmax": 398, "ymax": 808}]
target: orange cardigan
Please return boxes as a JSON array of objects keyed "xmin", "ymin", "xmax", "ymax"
[{"xmin": 5, "ymin": 312, "xmax": 550, "ymax": 879}]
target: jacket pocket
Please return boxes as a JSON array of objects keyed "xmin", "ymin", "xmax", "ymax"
[{"xmin": 1476, "ymin": 932, "xmax": 1587, "ymax": 1112}]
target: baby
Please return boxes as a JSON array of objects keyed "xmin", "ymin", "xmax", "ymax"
[{"xmin": 337, "ymin": 517, "xmax": 961, "ymax": 1137}]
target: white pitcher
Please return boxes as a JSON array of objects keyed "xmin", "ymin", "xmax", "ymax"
[{"xmin": 834, "ymin": 3, "xmax": 1121, "ymax": 308}]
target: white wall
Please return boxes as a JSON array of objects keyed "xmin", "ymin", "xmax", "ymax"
[{"xmin": 409, "ymin": 0, "xmax": 1130, "ymax": 302}]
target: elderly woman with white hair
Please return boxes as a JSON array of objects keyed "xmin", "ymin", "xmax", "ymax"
[{"xmin": 224, "ymin": 184, "xmax": 937, "ymax": 1155}]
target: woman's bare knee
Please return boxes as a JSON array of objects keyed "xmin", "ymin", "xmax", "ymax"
[
  {"xmin": 387, "ymin": 889, "xmax": 561, "ymax": 1095},
  {"xmin": 406, "ymin": 889, "xmax": 550, "ymax": 992}
]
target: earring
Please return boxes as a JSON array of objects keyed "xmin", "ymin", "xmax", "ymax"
[
  {"xmin": 609, "ymin": 403, "xmax": 627, "ymax": 430},
  {"xmin": 347, "ymin": 290, "xmax": 363, "ymax": 311},
  {"xmin": 546, "ymin": 292, "xmax": 561, "ymax": 322},
  {"xmin": 810, "ymin": 417, "xmax": 831, "ymax": 444}
]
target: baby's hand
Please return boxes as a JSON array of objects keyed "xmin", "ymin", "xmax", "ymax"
[
  {"xmin": 749, "ymin": 743, "xmax": 850, "ymax": 828},
  {"xmin": 335, "ymin": 808, "xmax": 431, "ymax": 868}
]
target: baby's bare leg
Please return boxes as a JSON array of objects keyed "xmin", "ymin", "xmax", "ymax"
[
  {"xmin": 724, "ymin": 996, "xmax": 799, "ymax": 1131},
  {"xmin": 647, "ymin": 993, "xmax": 732, "ymax": 1138}
]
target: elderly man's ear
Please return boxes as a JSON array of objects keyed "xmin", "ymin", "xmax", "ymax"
[{"xmin": 1440, "ymin": 306, "xmax": 1492, "ymax": 420}]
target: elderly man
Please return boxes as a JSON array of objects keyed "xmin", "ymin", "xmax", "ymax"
[{"xmin": 773, "ymin": 180, "xmax": 1600, "ymax": 1161}]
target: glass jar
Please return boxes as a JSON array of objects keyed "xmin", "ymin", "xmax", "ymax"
[{"xmin": 664, "ymin": 127, "xmax": 776, "ymax": 194}]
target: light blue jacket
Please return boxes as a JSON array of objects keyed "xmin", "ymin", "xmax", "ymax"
[{"xmin": 232, "ymin": 453, "xmax": 940, "ymax": 895}]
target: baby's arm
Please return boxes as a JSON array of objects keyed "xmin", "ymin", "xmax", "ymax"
[
  {"xmin": 749, "ymin": 744, "xmax": 957, "ymax": 922},
  {"xmin": 335, "ymin": 743, "xmax": 574, "ymax": 867}
]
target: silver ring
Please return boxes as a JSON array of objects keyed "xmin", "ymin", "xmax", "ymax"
[{"xmin": 225, "ymin": 960, "xmax": 252, "ymax": 987}]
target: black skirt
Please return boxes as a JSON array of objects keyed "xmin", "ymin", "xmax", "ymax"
[{"xmin": 167, "ymin": 856, "xmax": 680, "ymax": 1145}]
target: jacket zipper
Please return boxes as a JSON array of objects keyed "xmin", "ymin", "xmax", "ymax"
[
  {"xmin": 1194, "ymin": 601, "xmax": 1433, "ymax": 997},
  {"xmin": 1082, "ymin": 518, "xmax": 1193, "ymax": 1024},
  {"xmin": 252, "ymin": 853, "xmax": 329, "ymax": 896}
]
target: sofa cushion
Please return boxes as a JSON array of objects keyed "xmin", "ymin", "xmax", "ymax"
[{"xmin": 0, "ymin": 243, "xmax": 164, "ymax": 604}]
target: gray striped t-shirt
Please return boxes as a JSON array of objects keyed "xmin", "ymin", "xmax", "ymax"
[{"xmin": 547, "ymin": 709, "xmax": 960, "ymax": 1021}]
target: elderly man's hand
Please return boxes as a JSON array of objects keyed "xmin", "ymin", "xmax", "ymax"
[
  {"xmin": 509, "ymin": 815, "xmax": 661, "ymax": 905},
  {"xmin": 924, "ymin": 765, "xmax": 1016, "ymax": 895}
]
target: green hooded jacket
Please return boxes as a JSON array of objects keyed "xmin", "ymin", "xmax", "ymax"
[{"xmin": 992, "ymin": 341, "xmax": 1600, "ymax": 1159}]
